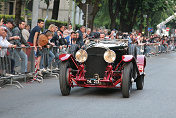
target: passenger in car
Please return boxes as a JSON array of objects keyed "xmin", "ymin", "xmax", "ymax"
[{"xmin": 100, "ymin": 33, "xmax": 105, "ymax": 40}]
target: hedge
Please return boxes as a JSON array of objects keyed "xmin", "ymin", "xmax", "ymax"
[{"xmin": 0, "ymin": 14, "xmax": 82, "ymax": 30}]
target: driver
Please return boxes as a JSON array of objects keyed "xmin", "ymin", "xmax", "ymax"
[{"xmin": 99, "ymin": 33, "xmax": 105, "ymax": 40}]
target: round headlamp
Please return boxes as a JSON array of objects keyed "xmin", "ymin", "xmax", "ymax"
[
  {"xmin": 75, "ymin": 49, "xmax": 88, "ymax": 63},
  {"xmin": 104, "ymin": 50, "xmax": 116, "ymax": 63}
]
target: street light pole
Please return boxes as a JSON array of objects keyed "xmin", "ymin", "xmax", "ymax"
[
  {"xmin": 31, "ymin": 0, "xmax": 40, "ymax": 29},
  {"xmin": 72, "ymin": 0, "xmax": 76, "ymax": 30},
  {"xmin": 143, "ymin": 14, "xmax": 148, "ymax": 36},
  {"xmin": 86, "ymin": 4, "xmax": 89, "ymax": 29},
  {"xmin": 67, "ymin": 0, "xmax": 72, "ymax": 27}
]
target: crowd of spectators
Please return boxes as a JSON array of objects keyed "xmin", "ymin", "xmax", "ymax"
[{"xmin": 0, "ymin": 18, "xmax": 175, "ymax": 81}]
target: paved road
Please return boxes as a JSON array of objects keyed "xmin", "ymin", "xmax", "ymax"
[{"xmin": 1, "ymin": 52, "xmax": 176, "ymax": 118}]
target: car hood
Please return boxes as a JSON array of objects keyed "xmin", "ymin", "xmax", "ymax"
[{"xmin": 87, "ymin": 39, "xmax": 128, "ymax": 49}]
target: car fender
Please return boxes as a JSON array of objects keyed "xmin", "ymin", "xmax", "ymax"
[
  {"xmin": 137, "ymin": 55, "xmax": 146, "ymax": 73},
  {"xmin": 59, "ymin": 54, "xmax": 79, "ymax": 69},
  {"xmin": 122, "ymin": 55, "xmax": 134, "ymax": 62},
  {"xmin": 59, "ymin": 54, "xmax": 72, "ymax": 61},
  {"xmin": 137, "ymin": 55, "xmax": 146, "ymax": 67}
]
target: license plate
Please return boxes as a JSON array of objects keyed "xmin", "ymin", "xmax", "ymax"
[{"xmin": 87, "ymin": 79, "xmax": 99, "ymax": 84}]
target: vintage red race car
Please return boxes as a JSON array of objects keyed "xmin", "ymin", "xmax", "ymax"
[{"xmin": 59, "ymin": 39, "xmax": 146, "ymax": 98}]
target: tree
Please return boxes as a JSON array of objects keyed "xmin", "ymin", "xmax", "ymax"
[
  {"xmin": 23, "ymin": 0, "xmax": 31, "ymax": 23},
  {"xmin": 76, "ymin": 0, "xmax": 101, "ymax": 29},
  {"xmin": 52, "ymin": 0, "xmax": 60, "ymax": 20},
  {"xmin": 108, "ymin": 0, "xmax": 120, "ymax": 29},
  {"xmin": 94, "ymin": 0, "xmax": 111, "ymax": 28},
  {"xmin": 15, "ymin": 0, "xmax": 22, "ymax": 25}
]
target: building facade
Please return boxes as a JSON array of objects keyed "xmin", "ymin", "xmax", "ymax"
[{"xmin": 0, "ymin": 0, "xmax": 84, "ymax": 25}]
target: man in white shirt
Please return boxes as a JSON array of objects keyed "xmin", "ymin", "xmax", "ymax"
[{"xmin": 0, "ymin": 26, "xmax": 16, "ymax": 75}]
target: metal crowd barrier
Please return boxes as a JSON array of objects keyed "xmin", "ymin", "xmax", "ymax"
[
  {"xmin": 0, "ymin": 45, "xmax": 72, "ymax": 88},
  {"xmin": 137, "ymin": 43, "xmax": 175, "ymax": 56},
  {"xmin": 40, "ymin": 46, "xmax": 71, "ymax": 78},
  {"xmin": 0, "ymin": 46, "xmax": 35, "ymax": 88}
]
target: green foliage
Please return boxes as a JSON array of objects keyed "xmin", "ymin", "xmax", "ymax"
[
  {"xmin": 0, "ymin": 14, "xmax": 82, "ymax": 30},
  {"xmin": 142, "ymin": 0, "xmax": 176, "ymax": 29},
  {"xmin": 0, "ymin": 0, "xmax": 10, "ymax": 2},
  {"xmin": 94, "ymin": 0, "xmax": 176, "ymax": 32},
  {"xmin": 44, "ymin": 19, "xmax": 67, "ymax": 28},
  {"xmin": 0, "ymin": 14, "xmax": 15, "ymax": 19},
  {"xmin": 94, "ymin": 0, "xmax": 111, "ymax": 28}
]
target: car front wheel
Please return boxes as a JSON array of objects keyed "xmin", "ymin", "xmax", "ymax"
[
  {"xmin": 59, "ymin": 61, "xmax": 71, "ymax": 96},
  {"xmin": 121, "ymin": 62, "xmax": 133, "ymax": 98}
]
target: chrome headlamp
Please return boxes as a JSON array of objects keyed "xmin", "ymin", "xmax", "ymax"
[
  {"xmin": 104, "ymin": 50, "xmax": 116, "ymax": 63},
  {"xmin": 75, "ymin": 49, "xmax": 88, "ymax": 63}
]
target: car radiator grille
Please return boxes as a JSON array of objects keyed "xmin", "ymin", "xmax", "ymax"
[{"xmin": 85, "ymin": 47, "xmax": 108, "ymax": 78}]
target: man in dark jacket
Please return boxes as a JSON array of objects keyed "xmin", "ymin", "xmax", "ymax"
[
  {"xmin": 51, "ymin": 25, "xmax": 67, "ymax": 46},
  {"xmin": 11, "ymin": 20, "xmax": 30, "ymax": 74},
  {"xmin": 77, "ymin": 26, "xmax": 85, "ymax": 47}
]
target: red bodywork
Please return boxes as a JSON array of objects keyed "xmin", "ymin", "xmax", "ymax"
[{"xmin": 59, "ymin": 54, "xmax": 146, "ymax": 88}]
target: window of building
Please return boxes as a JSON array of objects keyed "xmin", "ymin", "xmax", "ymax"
[{"xmin": 9, "ymin": 2, "xmax": 14, "ymax": 15}]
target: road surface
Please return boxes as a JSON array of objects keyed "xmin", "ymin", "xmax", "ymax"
[{"xmin": 1, "ymin": 52, "xmax": 176, "ymax": 118}]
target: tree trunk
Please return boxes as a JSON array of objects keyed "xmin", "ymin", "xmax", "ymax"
[
  {"xmin": 109, "ymin": 0, "xmax": 116, "ymax": 29},
  {"xmin": 108, "ymin": 0, "xmax": 120, "ymax": 29},
  {"xmin": 120, "ymin": 11, "xmax": 134, "ymax": 32},
  {"xmin": 120, "ymin": 18, "xmax": 132, "ymax": 32},
  {"xmin": 52, "ymin": 0, "xmax": 60, "ymax": 20},
  {"xmin": 76, "ymin": 0, "xmax": 101, "ymax": 30},
  {"xmin": 88, "ymin": 15, "xmax": 94, "ymax": 30},
  {"xmin": 139, "ymin": 13, "xmax": 144, "ymax": 33},
  {"xmin": 145, "ymin": 15, "xmax": 149, "ymax": 36},
  {"xmin": 15, "ymin": 0, "xmax": 22, "ymax": 25}
]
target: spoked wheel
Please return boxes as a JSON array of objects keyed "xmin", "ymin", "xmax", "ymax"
[
  {"xmin": 59, "ymin": 61, "xmax": 71, "ymax": 96},
  {"xmin": 136, "ymin": 75, "xmax": 144, "ymax": 90},
  {"xmin": 121, "ymin": 62, "xmax": 133, "ymax": 98}
]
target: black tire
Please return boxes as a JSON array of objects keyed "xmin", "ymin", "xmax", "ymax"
[
  {"xmin": 121, "ymin": 62, "xmax": 133, "ymax": 98},
  {"xmin": 136, "ymin": 75, "xmax": 144, "ymax": 90},
  {"xmin": 128, "ymin": 44, "xmax": 137, "ymax": 58},
  {"xmin": 59, "ymin": 61, "xmax": 71, "ymax": 96}
]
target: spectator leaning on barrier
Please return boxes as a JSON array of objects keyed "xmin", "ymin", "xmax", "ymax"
[
  {"xmin": 11, "ymin": 20, "xmax": 30, "ymax": 74},
  {"xmin": 28, "ymin": 19, "xmax": 44, "ymax": 48},
  {"xmin": 2, "ymin": 19, "xmax": 14, "ymax": 40},
  {"xmin": 38, "ymin": 30, "xmax": 54, "ymax": 73},
  {"xmin": 47, "ymin": 24, "xmax": 56, "ymax": 33},
  {"xmin": 22, "ymin": 24, "xmax": 30, "ymax": 42},
  {"xmin": 28, "ymin": 19, "xmax": 44, "ymax": 72},
  {"xmin": 1, "ymin": 19, "xmax": 20, "ymax": 42},
  {"xmin": 42, "ymin": 24, "xmax": 55, "ymax": 70},
  {"xmin": 0, "ymin": 26, "xmax": 16, "ymax": 75}
]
